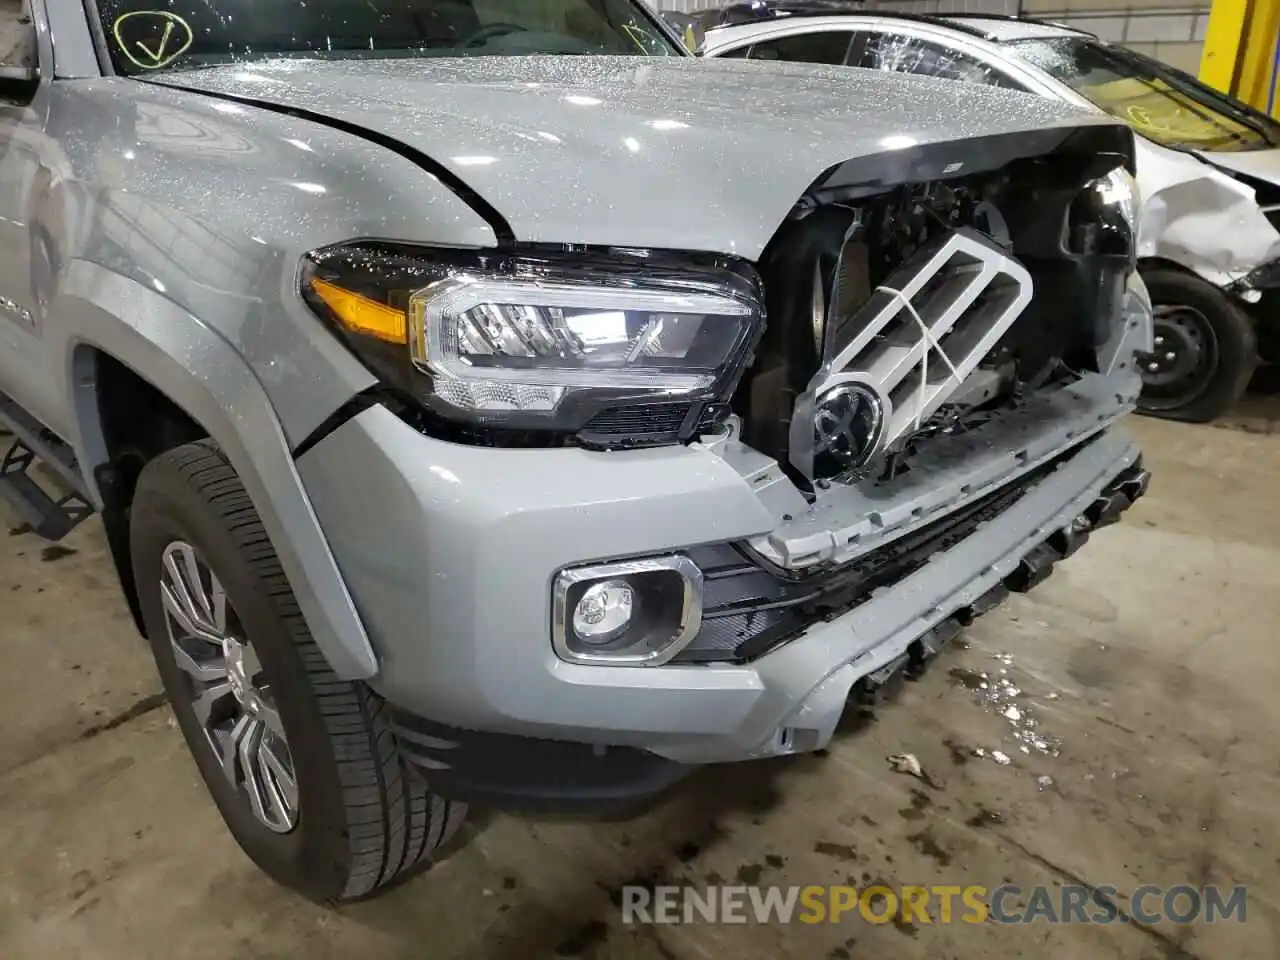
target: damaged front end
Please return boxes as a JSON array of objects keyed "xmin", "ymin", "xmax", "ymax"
[
  {"xmin": 1142, "ymin": 147, "xmax": 1280, "ymax": 291},
  {"xmin": 743, "ymin": 124, "xmax": 1143, "ymax": 495},
  {"xmin": 672, "ymin": 123, "xmax": 1152, "ymax": 668}
]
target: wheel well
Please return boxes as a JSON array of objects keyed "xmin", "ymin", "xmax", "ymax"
[
  {"xmin": 90, "ymin": 351, "xmax": 208, "ymax": 632},
  {"xmin": 1139, "ymin": 257, "xmax": 1209, "ymax": 284}
]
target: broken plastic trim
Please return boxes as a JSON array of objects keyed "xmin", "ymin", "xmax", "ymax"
[
  {"xmin": 676, "ymin": 453, "xmax": 1149, "ymax": 667},
  {"xmin": 852, "ymin": 459, "xmax": 1149, "ymax": 703},
  {"xmin": 1230, "ymin": 257, "xmax": 1280, "ymax": 293}
]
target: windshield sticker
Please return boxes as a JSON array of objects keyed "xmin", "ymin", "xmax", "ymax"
[
  {"xmin": 1126, "ymin": 105, "xmax": 1183, "ymax": 136},
  {"xmin": 112, "ymin": 11, "xmax": 194, "ymax": 71},
  {"xmin": 1080, "ymin": 77, "xmax": 1252, "ymax": 148}
]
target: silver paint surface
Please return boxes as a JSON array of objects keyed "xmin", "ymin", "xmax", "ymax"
[
  {"xmin": 3, "ymin": 76, "xmax": 495, "ymax": 443},
  {"xmin": 152, "ymin": 55, "xmax": 1116, "ymax": 258},
  {"xmin": 706, "ymin": 14, "xmax": 1280, "ymax": 289},
  {"xmin": 299, "ymin": 402, "xmax": 1141, "ymax": 761},
  {"xmin": 1, "ymin": 8, "xmax": 1138, "ymax": 691}
]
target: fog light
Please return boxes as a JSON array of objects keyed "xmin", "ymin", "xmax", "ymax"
[
  {"xmin": 572, "ymin": 580, "xmax": 634, "ymax": 645},
  {"xmin": 552, "ymin": 556, "xmax": 703, "ymax": 666}
]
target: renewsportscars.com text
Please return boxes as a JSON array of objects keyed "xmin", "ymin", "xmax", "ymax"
[{"xmin": 621, "ymin": 884, "xmax": 1247, "ymax": 926}]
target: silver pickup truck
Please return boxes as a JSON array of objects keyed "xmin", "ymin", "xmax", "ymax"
[{"xmin": 0, "ymin": 0, "xmax": 1150, "ymax": 901}]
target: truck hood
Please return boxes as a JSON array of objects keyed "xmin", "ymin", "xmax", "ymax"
[{"xmin": 151, "ymin": 56, "xmax": 1116, "ymax": 259}]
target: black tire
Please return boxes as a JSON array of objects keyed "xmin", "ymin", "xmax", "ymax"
[
  {"xmin": 1138, "ymin": 267, "xmax": 1258, "ymax": 422},
  {"xmin": 130, "ymin": 439, "xmax": 465, "ymax": 902}
]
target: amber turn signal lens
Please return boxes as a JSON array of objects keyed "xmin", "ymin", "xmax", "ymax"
[{"xmin": 309, "ymin": 278, "xmax": 407, "ymax": 344}]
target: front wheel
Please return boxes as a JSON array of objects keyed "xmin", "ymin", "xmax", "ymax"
[
  {"xmin": 130, "ymin": 439, "xmax": 465, "ymax": 901},
  {"xmin": 1138, "ymin": 267, "xmax": 1258, "ymax": 422}
]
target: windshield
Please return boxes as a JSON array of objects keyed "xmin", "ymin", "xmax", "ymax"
[
  {"xmin": 94, "ymin": 0, "xmax": 681, "ymax": 75},
  {"xmin": 1010, "ymin": 36, "xmax": 1280, "ymax": 153}
]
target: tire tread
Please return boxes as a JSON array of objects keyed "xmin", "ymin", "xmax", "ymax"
[{"xmin": 157, "ymin": 439, "xmax": 462, "ymax": 901}]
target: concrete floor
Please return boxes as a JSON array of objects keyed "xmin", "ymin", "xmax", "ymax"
[{"xmin": 1, "ymin": 410, "xmax": 1278, "ymax": 960}]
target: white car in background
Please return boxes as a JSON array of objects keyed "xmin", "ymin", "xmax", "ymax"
[{"xmin": 702, "ymin": 6, "xmax": 1280, "ymax": 421}]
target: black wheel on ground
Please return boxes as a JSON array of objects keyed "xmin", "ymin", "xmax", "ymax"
[
  {"xmin": 1138, "ymin": 267, "xmax": 1258, "ymax": 422},
  {"xmin": 129, "ymin": 439, "xmax": 464, "ymax": 902}
]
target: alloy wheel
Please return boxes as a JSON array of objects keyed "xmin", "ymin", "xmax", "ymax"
[{"xmin": 159, "ymin": 541, "xmax": 299, "ymax": 833}]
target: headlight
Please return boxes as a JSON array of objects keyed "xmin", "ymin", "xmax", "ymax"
[
  {"xmin": 301, "ymin": 246, "xmax": 762, "ymax": 445},
  {"xmin": 409, "ymin": 275, "xmax": 753, "ymax": 413},
  {"xmin": 1066, "ymin": 166, "xmax": 1139, "ymax": 259},
  {"xmin": 1099, "ymin": 167, "xmax": 1140, "ymax": 235}
]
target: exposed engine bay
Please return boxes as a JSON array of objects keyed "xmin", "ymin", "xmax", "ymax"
[{"xmin": 736, "ymin": 136, "xmax": 1137, "ymax": 494}]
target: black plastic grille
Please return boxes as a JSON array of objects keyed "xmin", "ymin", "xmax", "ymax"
[
  {"xmin": 580, "ymin": 403, "xmax": 690, "ymax": 443},
  {"xmin": 577, "ymin": 402, "xmax": 729, "ymax": 448},
  {"xmin": 673, "ymin": 438, "xmax": 1095, "ymax": 664}
]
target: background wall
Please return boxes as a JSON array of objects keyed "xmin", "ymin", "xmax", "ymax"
[{"xmin": 656, "ymin": 0, "xmax": 1212, "ymax": 73}]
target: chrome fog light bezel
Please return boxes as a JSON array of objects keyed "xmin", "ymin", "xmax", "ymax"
[{"xmin": 552, "ymin": 556, "xmax": 703, "ymax": 666}]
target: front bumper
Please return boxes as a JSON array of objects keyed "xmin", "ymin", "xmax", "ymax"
[
  {"xmin": 392, "ymin": 453, "xmax": 1146, "ymax": 813},
  {"xmin": 297, "ymin": 375, "xmax": 1145, "ymax": 799}
]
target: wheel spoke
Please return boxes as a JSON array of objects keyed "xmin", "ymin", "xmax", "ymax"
[
  {"xmin": 161, "ymin": 581, "xmax": 224, "ymax": 645},
  {"xmin": 189, "ymin": 680, "xmax": 234, "ymax": 728},
  {"xmin": 240, "ymin": 644, "xmax": 263, "ymax": 682},
  {"xmin": 257, "ymin": 699, "xmax": 286, "ymax": 740},
  {"xmin": 170, "ymin": 640, "xmax": 227, "ymax": 684},
  {"xmin": 237, "ymin": 718, "xmax": 273, "ymax": 827},
  {"xmin": 175, "ymin": 543, "xmax": 214, "ymax": 622},
  {"xmin": 161, "ymin": 543, "xmax": 225, "ymax": 644},
  {"xmin": 163, "ymin": 545, "xmax": 203, "ymax": 619},
  {"xmin": 259, "ymin": 739, "xmax": 298, "ymax": 826},
  {"xmin": 219, "ymin": 714, "xmax": 253, "ymax": 787},
  {"xmin": 209, "ymin": 572, "xmax": 229, "ymax": 636},
  {"xmin": 161, "ymin": 545, "xmax": 299, "ymax": 833}
]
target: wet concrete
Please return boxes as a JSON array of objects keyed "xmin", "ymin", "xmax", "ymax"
[
  {"xmin": 0, "ymin": 2, "xmax": 31, "ymax": 70},
  {"xmin": 1, "ymin": 410, "xmax": 1278, "ymax": 959}
]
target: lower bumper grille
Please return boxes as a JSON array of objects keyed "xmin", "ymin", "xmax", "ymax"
[
  {"xmin": 675, "ymin": 436, "xmax": 1106, "ymax": 664},
  {"xmin": 578, "ymin": 401, "xmax": 729, "ymax": 448}
]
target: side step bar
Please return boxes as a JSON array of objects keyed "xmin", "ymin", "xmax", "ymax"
[{"xmin": 0, "ymin": 392, "xmax": 95, "ymax": 540}]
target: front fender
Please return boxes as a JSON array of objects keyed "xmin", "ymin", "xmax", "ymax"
[
  {"xmin": 55, "ymin": 260, "xmax": 379, "ymax": 680},
  {"xmin": 43, "ymin": 79, "xmax": 498, "ymax": 447},
  {"xmin": 1137, "ymin": 143, "xmax": 1280, "ymax": 287}
]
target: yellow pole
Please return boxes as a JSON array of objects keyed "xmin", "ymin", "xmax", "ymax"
[{"xmin": 1199, "ymin": 0, "xmax": 1280, "ymax": 112}]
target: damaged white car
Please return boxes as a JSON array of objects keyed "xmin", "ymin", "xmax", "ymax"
[{"xmin": 703, "ymin": 8, "xmax": 1280, "ymax": 421}]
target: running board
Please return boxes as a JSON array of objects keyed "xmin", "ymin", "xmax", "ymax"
[{"xmin": 0, "ymin": 392, "xmax": 94, "ymax": 540}]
